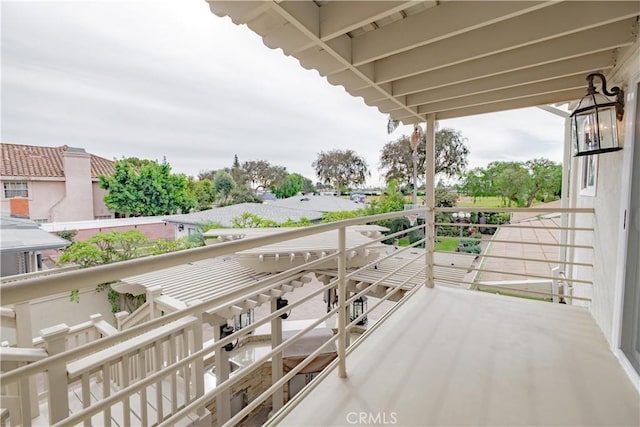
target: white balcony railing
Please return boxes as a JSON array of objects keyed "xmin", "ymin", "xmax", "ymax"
[{"xmin": 0, "ymin": 207, "xmax": 595, "ymax": 426}]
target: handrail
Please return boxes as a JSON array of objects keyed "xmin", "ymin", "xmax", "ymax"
[
  {"xmin": 435, "ymin": 207, "xmax": 595, "ymax": 213},
  {"xmin": 0, "ymin": 206, "xmax": 598, "ymax": 426},
  {"xmin": 1, "ymin": 211, "xmax": 413, "ymax": 307},
  {"xmin": 0, "ymin": 265, "xmax": 79, "ymax": 285}
]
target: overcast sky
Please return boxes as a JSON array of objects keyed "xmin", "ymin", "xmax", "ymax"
[{"xmin": 2, "ymin": 0, "xmax": 567, "ymax": 186}]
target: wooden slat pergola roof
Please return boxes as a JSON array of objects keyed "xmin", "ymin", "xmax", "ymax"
[{"xmin": 207, "ymin": 1, "xmax": 639, "ymax": 124}]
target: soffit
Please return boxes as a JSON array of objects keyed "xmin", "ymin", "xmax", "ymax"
[{"xmin": 207, "ymin": 1, "xmax": 640, "ymax": 123}]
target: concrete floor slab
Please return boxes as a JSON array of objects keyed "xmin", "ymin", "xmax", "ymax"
[{"xmin": 273, "ymin": 286, "xmax": 639, "ymax": 426}]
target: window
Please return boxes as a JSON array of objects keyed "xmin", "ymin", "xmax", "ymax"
[
  {"xmin": 3, "ymin": 182, "xmax": 28, "ymax": 198},
  {"xmin": 580, "ymin": 155, "xmax": 598, "ymax": 196}
]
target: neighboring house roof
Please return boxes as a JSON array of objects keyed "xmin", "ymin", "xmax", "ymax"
[
  {"xmin": 0, "ymin": 215, "xmax": 70, "ymax": 253},
  {"xmin": 163, "ymin": 203, "xmax": 323, "ymax": 227},
  {"xmin": 266, "ymin": 195, "xmax": 363, "ymax": 212},
  {"xmin": 1, "ymin": 143, "xmax": 114, "ymax": 178}
]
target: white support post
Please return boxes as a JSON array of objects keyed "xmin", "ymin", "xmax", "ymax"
[
  {"xmin": 214, "ymin": 321, "xmax": 231, "ymax": 424},
  {"xmin": 560, "ymin": 115, "xmax": 572, "ymax": 276},
  {"xmin": 114, "ymin": 311, "xmax": 128, "ymax": 331},
  {"xmin": 425, "ymin": 115, "xmax": 436, "ymax": 288},
  {"xmin": 89, "ymin": 314, "xmax": 103, "ymax": 341},
  {"xmin": 41, "ymin": 324, "xmax": 70, "ymax": 424},
  {"xmin": 186, "ymin": 300, "xmax": 206, "ymax": 418},
  {"xmin": 147, "ymin": 286, "xmax": 162, "ymax": 320},
  {"xmin": 271, "ymin": 297, "xmax": 284, "ymax": 412},
  {"xmin": 338, "ymin": 226, "xmax": 347, "ymax": 378},
  {"xmin": 14, "ymin": 303, "xmax": 39, "ymax": 418},
  {"xmin": 30, "ymin": 252, "xmax": 38, "ymax": 273},
  {"xmin": 551, "ymin": 267, "xmax": 561, "ymax": 304}
]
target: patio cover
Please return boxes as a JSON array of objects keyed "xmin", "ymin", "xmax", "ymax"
[
  {"xmin": 0, "ymin": 215, "xmax": 70, "ymax": 253},
  {"xmin": 208, "ymin": 1, "xmax": 639, "ymax": 123}
]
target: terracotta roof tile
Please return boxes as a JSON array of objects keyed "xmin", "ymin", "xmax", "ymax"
[{"xmin": 1, "ymin": 143, "xmax": 114, "ymax": 178}]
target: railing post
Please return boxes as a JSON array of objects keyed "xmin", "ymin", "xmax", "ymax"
[
  {"xmin": 14, "ymin": 302, "xmax": 39, "ymax": 418},
  {"xmin": 271, "ymin": 297, "xmax": 284, "ymax": 413},
  {"xmin": 41, "ymin": 323, "xmax": 70, "ymax": 424},
  {"xmin": 186, "ymin": 300, "xmax": 206, "ymax": 418},
  {"xmin": 114, "ymin": 311, "xmax": 128, "ymax": 331},
  {"xmin": 89, "ymin": 313, "xmax": 103, "ymax": 341},
  {"xmin": 338, "ymin": 226, "xmax": 347, "ymax": 378},
  {"xmin": 551, "ymin": 267, "xmax": 560, "ymax": 304},
  {"xmin": 147, "ymin": 286, "xmax": 162, "ymax": 319},
  {"xmin": 214, "ymin": 320, "xmax": 231, "ymax": 424},
  {"xmin": 425, "ymin": 115, "xmax": 436, "ymax": 288}
]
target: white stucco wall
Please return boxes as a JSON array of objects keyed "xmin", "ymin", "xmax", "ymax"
[
  {"xmin": 30, "ymin": 180, "xmax": 66, "ymax": 221},
  {"xmin": 50, "ymin": 150, "xmax": 95, "ymax": 221},
  {"xmin": 0, "ymin": 179, "xmax": 65, "ymax": 221},
  {"xmin": 0, "ymin": 286, "xmax": 114, "ymax": 345},
  {"xmin": 92, "ymin": 182, "xmax": 112, "ymax": 218},
  {"xmin": 568, "ymin": 44, "xmax": 638, "ymax": 345},
  {"xmin": 572, "ymin": 149, "xmax": 626, "ymax": 343}
]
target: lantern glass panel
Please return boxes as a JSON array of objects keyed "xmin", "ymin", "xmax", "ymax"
[
  {"xmin": 572, "ymin": 92, "xmax": 620, "ymax": 156},
  {"xmin": 595, "ymin": 106, "xmax": 618, "ymax": 151}
]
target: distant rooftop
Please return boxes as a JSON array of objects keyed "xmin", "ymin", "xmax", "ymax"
[
  {"xmin": 163, "ymin": 203, "xmax": 323, "ymax": 227},
  {"xmin": 265, "ymin": 195, "xmax": 363, "ymax": 213},
  {"xmin": 1, "ymin": 143, "xmax": 114, "ymax": 178},
  {"xmin": 0, "ymin": 214, "xmax": 70, "ymax": 253}
]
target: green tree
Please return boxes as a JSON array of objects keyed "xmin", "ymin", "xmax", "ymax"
[
  {"xmin": 58, "ymin": 230, "xmax": 196, "ymax": 311},
  {"xmin": 99, "ymin": 158, "xmax": 195, "ymax": 216},
  {"xmin": 459, "ymin": 167, "xmax": 492, "ymax": 201},
  {"xmin": 242, "ymin": 160, "xmax": 288, "ymax": 192},
  {"xmin": 188, "ymin": 178, "xmax": 216, "ymax": 211},
  {"xmin": 459, "ymin": 159, "xmax": 562, "ymax": 207},
  {"xmin": 230, "ymin": 186, "xmax": 263, "ymax": 204},
  {"xmin": 213, "ymin": 170, "xmax": 236, "ymax": 205},
  {"xmin": 230, "ymin": 154, "xmax": 246, "ymax": 187},
  {"xmin": 488, "ymin": 161, "xmax": 532, "ymax": 207},
  {"xmin": 301, "ymin": 176, "xmax": 316, "ymax": 194},
  {"xmin": 525, "ymin": 158, "xmax": 562, "ymax": 206},
  {"xmin": 275, "ymin": 173, "xmax": 305, "ymax": 198},
  {"xmin": 313, "ymin": 149, "xmax": 369, "ymax": 192},
  {"xmin": 379, "ymin": 128, "xmax": 469, "ymax": 188},
  {"xmin": 59, "ymin": 230, "xmax": 149, "ymax": 267}
]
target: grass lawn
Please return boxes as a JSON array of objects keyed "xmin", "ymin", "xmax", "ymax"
[
  {"xmin": 456, "ymin": 196, "xmax": 506, "ymax": 208},
  {"xmin": 435, "ymin": 239, "xmax": 459, "ymax": 251},
  {"xmin": 396, "ymin": 238, "xmax": 460, "ymax": 251}
]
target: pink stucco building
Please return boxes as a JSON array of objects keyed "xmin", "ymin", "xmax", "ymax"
[{"xmin": 0, "ymin": 143, "xmax": 114, "ymax": 222}]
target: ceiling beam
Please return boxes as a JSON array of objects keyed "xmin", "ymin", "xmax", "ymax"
[
  {"xmin": 391, "ymin": 22, "xmax": 633, "ymax": 96},
  {"xmin": 318, "ymin": 1, "xmax": 420, "ymax": 41},
  {"xmin": 412, "ymin": 75, "xmax": 589, "ymax": 115},
  {"xmin": 402, "ymin": 53, "xmax": 614, "ymax": 107},
  {"xmin": 374, "ymin": 2, "xmax": 640, "ymax": 83},
  {"xmin": 267, "ymin": 1, "xmax": 419, "ymax": 121},
  {"xmin": 352, "ymin": 1, "xmax": 552, "ymax": 65},
  {"xmin": 393, "ymin": 88, "xmax": 587, "ymax": 122}
]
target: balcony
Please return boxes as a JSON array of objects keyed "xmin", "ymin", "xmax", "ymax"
[
  {"xmin": 272, "ymin": 285, "xmax": 638, "ymax": 426},
  {"xmin": 1, "ymin": 206, "xmax": 637, "ymax": 426}
]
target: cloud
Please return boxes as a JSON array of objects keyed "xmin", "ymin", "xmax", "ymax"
[{"xmin": 2, "ymin": 0, "xmax": 567, "ymax": 187}]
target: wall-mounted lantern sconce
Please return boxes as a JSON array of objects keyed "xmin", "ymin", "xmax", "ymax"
[
  {"xmin": 351, "ymin": 296, "xmax": 368, "ymax": 326},
  {"xmin": 570, "ymin": 73, "xmax": 624, "ymax": 157},
  {"xmin": 219, "ymin": 324, "xmax": 237, "ymax": 352},
  {"xmin": 178, "ymin": 224, "xmax": 184, "ymax": 232},
  {"xmin": 276, "ymin": 297, "xmax": 290, "ymax": 319}
]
